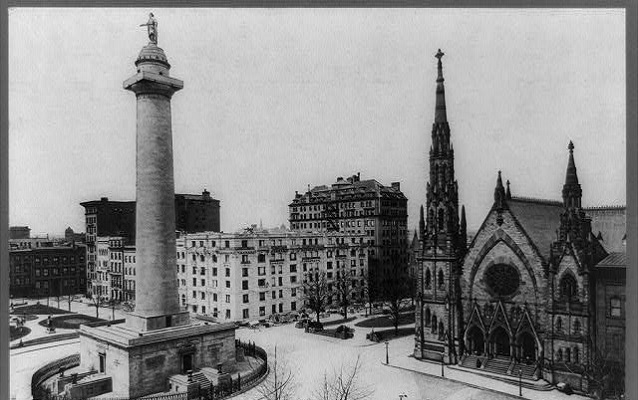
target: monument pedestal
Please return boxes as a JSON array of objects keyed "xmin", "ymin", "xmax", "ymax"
[{"xmin": 78, "ymin": 322, "xmax": 236, "ymax": 398}]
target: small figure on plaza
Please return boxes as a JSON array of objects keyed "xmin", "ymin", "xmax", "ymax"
[{"xmin": 140, "ymin": 12, "xmax": 158, "ymax": 44}]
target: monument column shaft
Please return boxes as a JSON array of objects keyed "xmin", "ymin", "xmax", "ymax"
[{"xmin": 135, "ymin": 92, "xmax": 179, "ymax": 317}]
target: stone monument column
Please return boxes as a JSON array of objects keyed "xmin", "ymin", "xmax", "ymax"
[{"xmin": 123, "ymin": 28, "xmax": 189, "ymax": 331}]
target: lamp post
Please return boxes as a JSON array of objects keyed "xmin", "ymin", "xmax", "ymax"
[
  {"xmin": 518, "ymin": 367, "xmax": 522, "ymax": 396},
  {"xmin": 398, "ymin": 393, "xmax": 408, "ymax": 400},
  {"xmin": 385, "ymin": 340, "xmax": 389, "ymax": 364},
  {"xmin": 441, "ymin": 358, "xmax": 445, "ymax": 377}
]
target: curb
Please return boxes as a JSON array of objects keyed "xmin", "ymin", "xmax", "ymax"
[{"xmin": 382, "ymin": 361, "xmax": 533, "ymax": 400}]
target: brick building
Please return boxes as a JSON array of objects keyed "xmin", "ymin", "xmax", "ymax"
[
  {"xmin": 9, "ymin": 244, "xmax": 87, "ymax": 299},
  {"xmin": 289, "ymin": 174, "xmax": 408, "ymax": 299},
  {"xmin": 413, "ymin": 50, "xmax": 625, "ymax": 395},
  {"xmin": 81, "ymin": 191, "xmax": 220, "ymax": 296}
]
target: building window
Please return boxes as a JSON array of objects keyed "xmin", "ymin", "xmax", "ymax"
[
  {"xmin": 242, "ymin": 280, "xmax": 249, "ymax": 290},
  {"xmin": 225, "ymin": 310, "xmax": 231, "ymax": 319},
  {"xmin": 272, "ymin": 291, "xmax": 276, "ymax": 299},
  {"xmin": 242, "ymin": 255, "xmax": 249, "ymax": 264},
  {"xmin": 201, "ymin": 279, "xmax": 205, "ymax": 286},
  {"xmin": 291, "ymin": 301, "xmax": 296, "ymax": 311},
  {"xmin": 201, "ymin": 292, "xmax": 205, "ymax": 300},
  {"xmin": 192, "ymin": 278, "xmax": 197, "ymax": 286},
  {"xmin": 212, "ymin": 268, "xmax": 218, "ymax": 276},
  {"xmin": 243, "ymin": 294, "xmax": 249, "ymax": 303},
  {"xmin": 225, "ymin": 241, "xmax": 230, "ymax": 248},
  {"xmin": 225, "ymin": 268, "xmax": 230, "ymax": 277},
  {"xmin": 259, "ymin": 306, "xmax": 266, "ymax": 316},
  {"xmin": 290, "ymin": 264, "xmax": 297, "ymax": 273},
  {"xmin": 259, "ymin": 292, "xmax": 266, "ymax": 301},
  {"xmin": 291, "ymin": 288, "xmax": 296, "ymax": 297},
  {"xmin": 226, "ymin": 281, "xmax": 231, "ymax": 288},
  {"xmin": 243, "ymin": 309, "xmax": 249, "ymax": 319},
  {"xmin": 279, "ymin": 290, "xmax": 283, "ymax": 298},
  {"xmin": 258, "ymin": 267, "xmax": 266, "ymax": 276},
  {"xmin": 242, "ymin": 268, "xmax": 249, "ymax": 277},
  {"xmin": 290, "ymin": 276, "xmax": 297, "ymax": 283},
  {"xmin": 610, "ymin": 297, "xmax": 622, "ymax": 317},
  {"xmin": 225, "ymin": 295, "xmax": 230, "ymax": 303},
  {"xmin": 258, "ymin": 254, "xmax": 266, "ymax": 263},
  {"xmin": 192, "ymin": 290, "xmax": 197, "ymax": 298},
  {"xmin": 560, "ymin": 273, "xmax": 578, "ymax": 301}
]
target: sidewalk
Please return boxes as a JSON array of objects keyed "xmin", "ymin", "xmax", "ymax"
[{"xmin": 384, "ymin": 336, "xmax": 588, "ymax": 400}]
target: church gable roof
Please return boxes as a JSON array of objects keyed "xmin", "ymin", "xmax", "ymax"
[{"xmin": 506, "ymin": 197, "xmax": 563, "ymax": 262}]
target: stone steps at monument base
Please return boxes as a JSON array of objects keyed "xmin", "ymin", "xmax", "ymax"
[{"xmin": 188, "ymin": 372, "xmax": 212, "ymax": 390}]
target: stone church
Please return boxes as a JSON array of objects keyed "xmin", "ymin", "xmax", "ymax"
[{"xmin": 413, "ymin": 50, "xmax": 626, "ymax": 394}]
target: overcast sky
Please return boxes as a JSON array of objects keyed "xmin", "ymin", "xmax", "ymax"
[{"xmin": 8, "ymin": 8, "xmax": 625, "ymax": 236}]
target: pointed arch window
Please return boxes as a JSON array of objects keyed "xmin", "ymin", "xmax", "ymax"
[
  {"xmin": 438, "ymin": 269, "xmax": 445, "ymax": 289},
  {"xmin": 556, "ymin": 349, "xmax": 563, "ymax": 362},
  {"xmin": 556, "ymin": 317, "xmax": 563, "ymax": 333},
  {"xmin": 573, "ymin": 347, "xmax": 579, "ymax": 364},
  {"xmin": 425, "ymin": 308, "xmax": 431, "ymax": 326},
  {"xmin": 432, "ymin": 315, "xmax": 438, "ymax": 333},
  {"xmin": 573, "ymin": 319, "xmax": 581, "ymax": 336},
  {"xmin": 565, "ymin": 348, "xmax": 571, "ymax": 363},
  {"xmin": 438, "ymin": 321, "xmax": 445, "ymax": 340},
  {"xmin": 438, "ymin": 209, "xmax": 445, "ymax": 231},
  {"xmin": 425, "ymin": 268, "xmax": 431, "ymax": 289},
  {"xmin": 560, "ymin": 273, "xmax": 578, "ymax": 301}
]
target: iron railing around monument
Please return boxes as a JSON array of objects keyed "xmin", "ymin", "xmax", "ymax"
[
  {"xmin": 33, "ymin": 341, "xmax": 268, "ymax": 400},
  {"xmin": 32, "ymin": 353, "xmax": 81, "ymax": 400}
]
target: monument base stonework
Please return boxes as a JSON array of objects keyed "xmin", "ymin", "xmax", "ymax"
[{"xmin": 77, "ymin": 322, "xmax": 237, "ymax": 398}]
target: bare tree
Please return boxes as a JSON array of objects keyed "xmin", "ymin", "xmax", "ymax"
[
  {"xmin": 382, "ymin": 274, "xmax": 413, "ymax": 334},
  {"xmin": 65, "ymin": 293, "xmax": 81, "ymax": 312},
  {"xmin": 311, "ymin": 355, "xmax": 373, "ymax": 400},
  {"xmin": 256, "ymin": 346, "xmax": 296, "ymax": 400},
  {"xmin": 302, "ymin": 270, "xmax": 331, "ymax": 324},
  {"xmin": 334, "ymin": 269, "xmax": 355, "ymax": 320},
  {"xmin": 89, "ymin": 294, "xmax": 105, "ymax": 319}
]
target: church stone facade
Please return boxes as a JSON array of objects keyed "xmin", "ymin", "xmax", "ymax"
[{"xmin": 414, "ymin": 50, "xmax": 624, "ymax": 394}]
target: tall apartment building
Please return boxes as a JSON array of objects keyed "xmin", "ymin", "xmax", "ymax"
[
  {"xmin": 81, "ymin": 190, "xmax": 220, "ymax": 296},
  {"xmin": 9, "ymin": 244, "xmax": 87, "ymax": 298},
  {"xmin": 175, "ymin": 230, "xmax": 369, "ymax": 322},
  {"xmin": 289, "ymin": 173, "xmax": 408, "ymax": 297}
]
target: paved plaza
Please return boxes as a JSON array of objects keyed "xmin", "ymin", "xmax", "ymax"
[{"xmin": 10, "ymin": 305, "xmax": 588, "ymax": 400}]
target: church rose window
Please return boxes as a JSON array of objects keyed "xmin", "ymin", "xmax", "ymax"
[{"xmin": 484, "ymin": 264, "xmax": 520, "ymax": 297}]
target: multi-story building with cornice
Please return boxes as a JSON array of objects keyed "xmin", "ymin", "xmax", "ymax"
[
  {"xmin": 175, "ymin": 230, "xmax": 368, "ymax": 322},
  {"xmin": 289, "ymin": 174, "xmax": 408, "ymax": 300}
]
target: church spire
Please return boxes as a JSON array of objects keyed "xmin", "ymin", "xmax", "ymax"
[
  {"xmin": 419, "ymin": 205, "xmax": 426, "ymax": 240},
  {"xmin": 459, "ymin": 205, "xmax": 467, "ymax": 253},
  {"xmin": 562, "ymin": 141, "xmax": 582, "ymax": 209},
  {"xmin": 494, "ymin": 171, "xmax": 506, "ymax": 206},
  {"xmin": 435, "ymin": 49, "xmax": 447, "ymax": 123}
]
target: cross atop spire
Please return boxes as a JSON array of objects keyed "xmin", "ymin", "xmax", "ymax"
[{"xmin": 435, "ymin": 49, "xmax": 445, "ymax": 83}]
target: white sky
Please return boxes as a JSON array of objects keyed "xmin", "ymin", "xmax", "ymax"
[{"xmin": 8, "ymin": 8, "xmax": 626, "ymax": 236}]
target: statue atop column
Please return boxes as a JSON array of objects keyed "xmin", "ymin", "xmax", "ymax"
[{"xmin": 140, "ymin": 13, "xmax": 158, "ymax": 44}]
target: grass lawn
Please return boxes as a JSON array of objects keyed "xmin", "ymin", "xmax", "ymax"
[
  {"xmin": 354, "ymin": 312, "xmax": 414, "ymax": 328},
  {"xmin": 38, "ymin": 314, "xmax": 106, "ymax": 329},
  {"xmin": 12, "ymin": 304, "xmax": 70, "ymax": 315},
  {"xmin": 10, "ymin": 326, "xmax": 31, "ymax": 341}
]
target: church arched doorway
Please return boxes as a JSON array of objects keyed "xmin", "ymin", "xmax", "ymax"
[
  {"xmin": 518, "ymin": 331, "xmax": 536, "ymax": 362},
  {"xmin": 490, "ymin": 326, "xmax": 510, "ymax": 357},
  {"xmin": 466, "ymin": 326, "xmax": 485, "ymax": 355}
]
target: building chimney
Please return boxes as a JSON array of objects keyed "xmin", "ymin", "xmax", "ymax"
[
  {"xmin": 391, "ymin": 182, "xmax": 400, "ymax": 191},
  {"xmin": 101, "ymin": 197, "xmax": 108, "ymax": 202},
  {"xmin": 202, "ymin": 189, "xmax": 210, "ymax": 199}
]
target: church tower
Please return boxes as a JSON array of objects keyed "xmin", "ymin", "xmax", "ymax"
[{"xmin": 415, "ymin": 50, "xmax": 466, "ymax": 363}]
